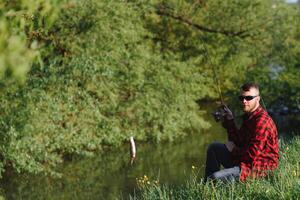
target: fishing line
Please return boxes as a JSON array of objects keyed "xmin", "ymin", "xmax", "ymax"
[
  {"xmin": 260, "ymin": 95, "xmax": 268, "ymax": 112},
  {"xmin": 199, "ymin": 36, "xmax": 225, "ymax": 105}
]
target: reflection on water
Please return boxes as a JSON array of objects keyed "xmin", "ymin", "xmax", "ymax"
[
  {"xmin": 1, "ymin": 104, "xmax": 298, "ymax": 200},
  {"xmin": 1, "ymin": 106, "xmax": 227, "ymax": 200}
]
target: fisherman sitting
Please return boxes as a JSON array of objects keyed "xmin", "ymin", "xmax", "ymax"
[{"xmin": 204, "ymin": 82, "xmax": 279, "ymax": 182}]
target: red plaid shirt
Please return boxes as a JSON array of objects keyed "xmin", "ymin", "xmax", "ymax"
[{"xmin": 224, "ymin": 106, "xmax": 279, "ymax": 181}]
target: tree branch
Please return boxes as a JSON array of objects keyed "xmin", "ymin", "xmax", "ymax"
[{"xmin": 156, "ymin": 7, "xmax": 250, "ymax": 38}]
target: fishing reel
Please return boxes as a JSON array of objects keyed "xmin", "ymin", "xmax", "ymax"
[{"xmin": 211, "ymin": 105, "xmax": 227, "ymax": 122}]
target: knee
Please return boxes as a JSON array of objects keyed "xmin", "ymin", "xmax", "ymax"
[{"xmin": 207, "ymin": 142, "xmax": 223, "ymax": 154}]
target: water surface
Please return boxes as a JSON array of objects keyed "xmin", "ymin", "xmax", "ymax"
[{"xmin": 2, "ymin": 104, "xmax": 296, "ymax": 200}]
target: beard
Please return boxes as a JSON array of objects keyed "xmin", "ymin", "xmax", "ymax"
[{"xmin": 242, "ymin": 102, "xmax": 259, "ymax": 113}]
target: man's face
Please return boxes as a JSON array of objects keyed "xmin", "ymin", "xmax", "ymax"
[{"xmin": 239, "ymin": 88, "xmax": 260, "ymax": 113}]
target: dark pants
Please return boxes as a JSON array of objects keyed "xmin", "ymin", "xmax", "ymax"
[{"xmin": 204, "ymin": 142, "xmax": 240, "ymax": 183}]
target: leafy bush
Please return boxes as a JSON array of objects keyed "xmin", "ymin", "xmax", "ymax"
[
  {"xmin": 0, "ymin": 0, "xmax": 211, "ymax": 176},
  {"xmin": 0, "ymin": 0, "xmax": 299, "ymax": 177}
]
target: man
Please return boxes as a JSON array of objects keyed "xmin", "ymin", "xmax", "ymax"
[{"xmin": 204, "ymin": 83, "xmax": 279, "ymax": 182}]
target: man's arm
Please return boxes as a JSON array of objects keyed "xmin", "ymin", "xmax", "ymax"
[{"xmin": 222, "ymin": 106, "xmax": 240, "ymax": 143}]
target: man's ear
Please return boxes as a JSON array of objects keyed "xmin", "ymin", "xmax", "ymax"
[{"xmin": 257, "ymin": 96, "xmax": 261, "ymax": 102}]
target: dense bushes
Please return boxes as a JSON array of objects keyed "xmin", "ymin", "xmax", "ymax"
[
  {"xmin": 0, "ymin": 0, "xmax": 212, "ymax": 176},
  {"xmin": 0, "ymin": 0, "xmax": 299, "ymax": 176}
]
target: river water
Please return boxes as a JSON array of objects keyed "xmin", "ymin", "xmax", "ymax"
[{"xmin": 1, "ymin": 105, "xmax": 298, "ymax": 200}]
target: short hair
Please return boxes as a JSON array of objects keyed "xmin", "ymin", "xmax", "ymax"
[{"xmin": 241, "ymin": 82, "xmax": 259, "ymax": 93}]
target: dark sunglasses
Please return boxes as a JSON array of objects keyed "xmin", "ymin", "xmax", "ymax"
[{"xmin": 238, "ymin": 95, "xmax": 258, "ymax": 101}]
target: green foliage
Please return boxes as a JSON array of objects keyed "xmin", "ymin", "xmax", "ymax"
[
  {"xmin": 243, "ymin": 3, "xmax": 300, "ymax": 109},
  {"xmin": 144, "ymin": 0, "xmax": 295, "ymax": 94},
  {"xmin": 0, "ymin": 0, "xmax": 63, "ymax": 85},
  {"xmin": 0, "ymin": 0, "xmax": 299, "ymax": 177},
  {"xmin": 0, "ymin": 0, "xmax": 211, "ymax": 176}
]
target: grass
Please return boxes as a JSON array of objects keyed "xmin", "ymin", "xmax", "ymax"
[{"xmin": 131, "ymin": 136, "xmax": 300, "ymax": 200}]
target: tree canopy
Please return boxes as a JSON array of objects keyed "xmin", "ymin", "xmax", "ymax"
[{"xmin": 0, "ymin": 0, "xmax": 299, "ymax": 176}]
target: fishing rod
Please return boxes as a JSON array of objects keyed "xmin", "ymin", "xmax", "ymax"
[
  {"xmin": 198, "ymin": 36, "xmax": 235, "ymax": 123},
  {"xmin": 199, "ymin": 36, "xmax": 225, "ymax": 106},
  {"xmin": 156, "ymin": 4, "xmax": 228, "ymax": 106}
]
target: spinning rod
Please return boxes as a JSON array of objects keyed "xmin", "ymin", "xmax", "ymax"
[{"xmin": 199, "ymin": 36, "xmax": 225, "ymax": 106}]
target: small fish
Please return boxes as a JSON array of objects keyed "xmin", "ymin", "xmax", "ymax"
[{"xmin": 129, "ymin": 136, "xmax": 136, "ymax": 165}]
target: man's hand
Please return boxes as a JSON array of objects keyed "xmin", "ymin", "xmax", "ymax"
[
  {"xmin": 223, "ymin": 105, "xmax": 234, "ymax": 121},
  {"xmin": 225, "ymin": 141, "xmax": 236, "ymax": 152}
]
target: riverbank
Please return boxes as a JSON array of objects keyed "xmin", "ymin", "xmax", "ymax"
[{"xmin": 133, "ymin": 135, "xmax": 300, "ymax": 200}]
